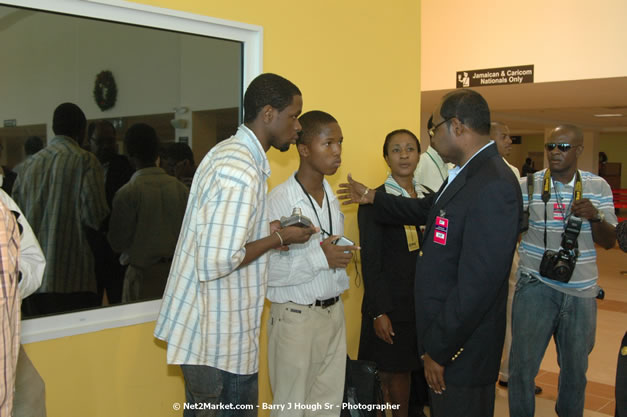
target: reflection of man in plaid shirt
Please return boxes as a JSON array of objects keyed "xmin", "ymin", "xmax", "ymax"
[{"xmin": 0, "ymin": 200, "xmax": 20, "ymax": 417}]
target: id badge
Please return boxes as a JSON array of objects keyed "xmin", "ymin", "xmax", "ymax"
[
  {"xmin": 553, "ymin": 203, "xmax": 566, "ymax": 220},
  {"xmin": 404, "ymin": 225, "xmax": 420, "ymax": 252},
  {"xmin": 433, "ymin": 216, "xmax": 448, "ymax": 245}
]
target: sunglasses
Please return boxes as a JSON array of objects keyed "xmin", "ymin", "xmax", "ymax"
[{"xmin": 545, "ymin": 143, "xmax": 574, "ymax": 152}]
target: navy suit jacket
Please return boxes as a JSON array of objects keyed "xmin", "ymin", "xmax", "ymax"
[{"xmin": 373, "ymin": 143, "xmax": 522, "ymax": 386}]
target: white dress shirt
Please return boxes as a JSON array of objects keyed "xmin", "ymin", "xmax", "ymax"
[{"xmin": 267, "ymin": 173, "xmax": 349, "ymax": 305}]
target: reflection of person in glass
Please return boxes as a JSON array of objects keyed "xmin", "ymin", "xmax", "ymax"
[
  {"xmin": 13, "ymin": 103, "xmax": 109, "ymax": 315},
  {"xmin": 357, "ymin": 129, "xmax": 423, "ymax": 417},
  {"xmin": 107, "ymin": 123, "xmax": 189, "ymax": 303}
]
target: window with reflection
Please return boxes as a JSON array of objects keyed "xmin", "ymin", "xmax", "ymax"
[{"xmin": 0, "ymin": 4, "xmax": 243, "ymax": 318}]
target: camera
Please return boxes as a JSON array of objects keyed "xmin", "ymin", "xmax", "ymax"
[
  {"xmin": 539, "ymin": 216, "xmax": 582, "ymax": 283},
  {"xmin": 280, "ymin": 208, "xmax": 313, "ymax": 228}
]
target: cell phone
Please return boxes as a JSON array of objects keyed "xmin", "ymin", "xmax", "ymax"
[{"xmin": 333, "ymin": 236, "xmax": 354, "ymax": 246}]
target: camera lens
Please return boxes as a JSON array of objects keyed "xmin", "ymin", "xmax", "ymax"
[{"xmin": 554, "ymin": 264, "xmax": 570, "ymax": 281}]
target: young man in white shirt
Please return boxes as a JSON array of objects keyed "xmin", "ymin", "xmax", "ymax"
[{"xmin": 267, "ymin": 110, "xmax": 359, "ymax": 416}]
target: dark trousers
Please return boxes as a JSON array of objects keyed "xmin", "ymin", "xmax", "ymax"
[
  {"xmin": 429, "ymin": 384, "xmax": 495, "ymax": 417},
  {"xmin": 617, "ymin": 332, "xmax": 627, "ymax": 417},
  {"xmin": 408, "ymin": 368, "xmax": 429, "ymax": 416}
]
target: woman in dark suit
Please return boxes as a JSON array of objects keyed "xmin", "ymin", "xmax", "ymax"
[{"xmin": 358, "ymin": 129, "xmax": 422, "ymax": 417}]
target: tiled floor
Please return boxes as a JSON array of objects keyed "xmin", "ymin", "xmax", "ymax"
[{"xmin": 494, "ymin": 246, "xmax": 627, "ymax": 416}]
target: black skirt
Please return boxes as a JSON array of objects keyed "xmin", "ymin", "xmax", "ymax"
[{"xmin": 358, "ymin": 316, "xmax": 420, "ymax": 372}]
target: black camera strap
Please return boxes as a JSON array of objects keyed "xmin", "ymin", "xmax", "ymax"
[
  {"xmin": 541, "ymin": 169, "xmax": 582, "ymax": 249},
  {"xmin": 294, "ymin": 173, "xmax": 333, "ymax": 237}
]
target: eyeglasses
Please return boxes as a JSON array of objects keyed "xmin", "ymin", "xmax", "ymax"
[
  {"xmin": 545, "ymin": 143, "xmax": 574, "ymax": 152},
  {"xmin": 428, "ymin": 117, "xmax": 453, "ymax": 138}
]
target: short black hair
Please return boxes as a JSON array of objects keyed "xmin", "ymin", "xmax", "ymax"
[
  {"xmin": 124, "ymin": 123, "xmax": 159, "ymax": 164},
  {"xmin": 52, "ymin": 102, "xmax": 86, "ymax": 138},
  {"xmin": 439, "ymin": 89, "xmax": 491, "ymax": 136},
  {"xmin": 243, "ymin": 73, "xmax": 301, "ymax": 123},
  {"xmin": 383, "ymin": 129, "xmax": 419, "ymax": 157},
  {"xmin": 297, "ymin": 111, "xmax": 338, "ymax": 145},
  {"xmin": 163, "ymin": 142, "xmax": 195, "ymax": 166},
  {"xmin": 24, "ymin": 136, "xmax": 44, "ymax": 156}
]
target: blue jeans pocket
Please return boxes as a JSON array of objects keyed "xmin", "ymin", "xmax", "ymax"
[{"xmin": 515, "ymin": 271, "xmax": 539, "ymax": 293}]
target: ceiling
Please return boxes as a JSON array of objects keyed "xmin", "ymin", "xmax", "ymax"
[{"xmin": 421, "ymin": 77, "xmax": 627, "ymax": 134}]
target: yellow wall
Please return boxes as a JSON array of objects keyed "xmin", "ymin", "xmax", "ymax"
[{"xmin": 24, "ymin": 1, "xmax": 421, "ymax": 416}]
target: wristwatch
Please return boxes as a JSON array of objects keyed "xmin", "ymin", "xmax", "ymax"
[{"xmin": 589, "ymin": 210, "xmax": 605, "ymax": 223}]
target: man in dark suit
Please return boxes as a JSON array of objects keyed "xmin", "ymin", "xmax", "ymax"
[
  {"xmin": 338, "ymin": 89, "xmax": 522, "ymax": 417},
  {"xmin": 86, "ymin": 120, "xmax": 134, "ymax": 304}
]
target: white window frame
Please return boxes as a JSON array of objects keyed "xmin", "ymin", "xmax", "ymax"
[{"xmin": 1, "ymin": 0, "xmax": 263, "ymax": 343}]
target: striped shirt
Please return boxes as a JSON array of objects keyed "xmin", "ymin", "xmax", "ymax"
[
  {"xmin": 154, "ymin": 125, "xmax": 270, "ymax": 375},
  {"xmin": 12, "ymin": 136, "xmax": 108, "ymax": 293},
  {"xmin": 0, "ymin": 190, "xmax": 45, "ymax": 300},
  {"xmin": 518, "ymin": 169, "xmax": 617, "ymax": 297},
  {"xmin": 414, "ymin": 146, "xmax": 450, "ymax": 197},
  {"xmin": 0, "ymin": 200, "xmax": 20, "ymax": 417},
  {"xmin": 267, "ymin": 174, "xmax": 348, "ymax": 304}
]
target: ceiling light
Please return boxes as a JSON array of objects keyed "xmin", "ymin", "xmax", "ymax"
[{"xmin": 593, "ymin": 113, "xmax": 623, "ymax": 117}]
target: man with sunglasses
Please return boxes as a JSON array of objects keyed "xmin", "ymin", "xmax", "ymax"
[{"xmin": 508, "ymin": 125, "xmax": 617, "ymax": 417}]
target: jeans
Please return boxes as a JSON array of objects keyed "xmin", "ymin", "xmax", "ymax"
[
  {"xmin": 181, "ymin": 365, "xmax": 258, "ymax": 417},
  {"xmin": 508, "ymin": 273, "xmax": 596, "ymax": 417}
]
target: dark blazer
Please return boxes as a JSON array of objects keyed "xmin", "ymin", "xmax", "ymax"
[
  {"xmin": 358, "ymin": 184, "xmax": 420, "ymax": 322},
  {"xmin": 373, "ymin": 143, "xmax": 522, "ymax": 386},
  {"xmin": 105, "ymin": 154, "xmax": 134, "ymax": 208}
]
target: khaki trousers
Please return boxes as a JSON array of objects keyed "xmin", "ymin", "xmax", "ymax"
[{"xmin": 268, "ymin": 300, "xmax": 346, "ymax": 417}]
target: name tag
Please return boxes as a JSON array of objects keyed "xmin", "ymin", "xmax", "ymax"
[
  {"xmin": 553, "ymin": 203, "xmax": 566, "ymax": 220},
  {"xmin": 404, "ymin": 225, "xmax": 420, "ymax": 252},
  {"xmin": 433, "ymin": 216, "xmax": 448, "ymax": 245}
]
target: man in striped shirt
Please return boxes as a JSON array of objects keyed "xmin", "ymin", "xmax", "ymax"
[
  {"xmin": 0, "ymin": 199, "xmax": 21, "ymax": 417},
  {"xmin": 508, "ymin": 125, "xmax": 617, "ymax": 417},
  {"xmin": 155, "ymin": 73, "xmax": 317, "ymax": 415},
  {"xmin": 13, "ymin": 102, "xmax": 109, "ymax": 315}
]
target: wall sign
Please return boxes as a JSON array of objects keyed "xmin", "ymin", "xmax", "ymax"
[{"xmin": 456, "ymin": 65, "xmax": 534, "ymax": 88}]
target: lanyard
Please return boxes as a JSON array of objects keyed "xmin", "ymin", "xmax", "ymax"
[
  {"xmin": 541, "ymin": 169, "xmax": 582, "ymax": 248},
  {"xmin": 294, "ymin": 173, "xmax": 333, "ymax": 237}
]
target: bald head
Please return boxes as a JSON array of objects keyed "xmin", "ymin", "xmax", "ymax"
[
  {"xmin": 490, "ymin": 121, "xmax": 512, "ymax": 157},
  {"xmin": 550, "ymin": 124, "xmax": 583, "ymax": 146}
]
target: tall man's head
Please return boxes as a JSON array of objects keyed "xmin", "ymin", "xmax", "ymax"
[
  {"xmin": 89, "ymin": 120, "xmax": 118, "ymax": 163},
  {"xmin": 491, "ymin": 121, "xmax": 512, "ymax": 157},
  {"xmin": 545, "ymin": 124, "xmax": 584, "ymax": 179},
  {"xmin": 243, "ymin": 73, "xmax": 302, "ymax": 153},
  {"xmin": 124, "ymin": 123, "xmax": 159, "ymax": 169},
  {"xmin": 52, "ymin": 102, "xmax": 87, "ymax": 145},
  {"xmin": 296, "ymin": 111, "xmax": 342, "ymax": 176},
  {"xmin": 428, "ymin": 89, "xmax": 491, "ymax": 166}
]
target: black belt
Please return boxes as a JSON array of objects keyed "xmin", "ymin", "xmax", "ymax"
[{"xmin": 313, "ymin": 296, "xmax": 340, "ymax": 308}]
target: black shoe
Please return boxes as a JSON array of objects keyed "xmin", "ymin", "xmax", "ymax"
[{"xmin": 498, "ymin": 380, "xmax": 543, "ymax": 395}]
